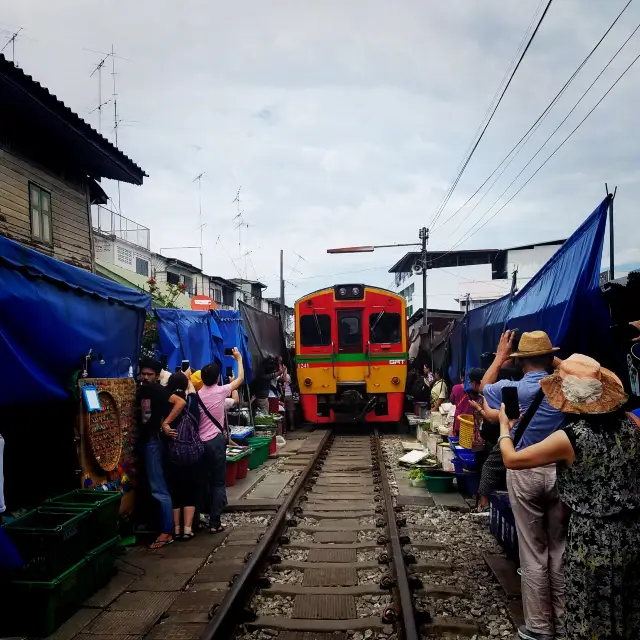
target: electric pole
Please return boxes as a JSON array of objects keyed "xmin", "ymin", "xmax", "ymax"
[{"xmin": 280, "ymin": 249, "xmax": 286, "ymax": 335}]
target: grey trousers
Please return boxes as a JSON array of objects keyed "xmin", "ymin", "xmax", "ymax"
[{"xmin": 507, "ymin": 466, "xmax": 566, "ymax": 636}]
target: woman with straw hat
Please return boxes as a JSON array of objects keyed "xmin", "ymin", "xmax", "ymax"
[{"xmin": 498, "ymin": 354, "xmax": 640, "ymax": 640}]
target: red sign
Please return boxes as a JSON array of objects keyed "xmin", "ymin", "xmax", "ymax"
[{"xmin": 190, "ymin": 295, "xmax": 216, "ymax": 311}]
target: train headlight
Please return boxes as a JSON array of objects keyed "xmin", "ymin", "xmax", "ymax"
[
  {"xmin": 352, "ymin": 286, "xmax": 360, "ymax": 296},
  {"xmin": 304, "ymin": 377, "xmax": 312, "ymax": 387},
  {"xmin": 339, "ymin": 287, "xmax": 347, "ymax": 296},
  {"xmin": 391, "ymin": 376, "xmax": 400, "ymax": 385}
]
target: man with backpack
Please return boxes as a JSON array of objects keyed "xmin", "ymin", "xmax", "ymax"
[{"xmin": 197, "ymin": 348, "xmax": 244, "ymax": 533}]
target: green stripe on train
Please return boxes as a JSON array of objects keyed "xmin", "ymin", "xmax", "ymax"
[{"xmin": 296, "ymin": 352, "xmax": 408, "ymax": 363}]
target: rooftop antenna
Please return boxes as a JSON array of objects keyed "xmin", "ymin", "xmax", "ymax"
[
  {"xmin": 89, "ymin": 54, "xmax": 111, "ymax": 133},
  {"xmin": 232, "ymin": 187, "xmax": 249, "ymax": 279},
  {"xmin": 193, "ymin": 172, "xmax": 205, "ymax": 272},
  {"xmin": 1, "ymin": 27, "xmax": 22, "ymax": 65}
]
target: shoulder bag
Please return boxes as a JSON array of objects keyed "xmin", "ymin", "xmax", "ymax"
[{"xmin": 196, "ymin": 392, "xmax": 230, "ymax": 443}]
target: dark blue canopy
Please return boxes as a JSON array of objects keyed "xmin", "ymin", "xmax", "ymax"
[
  {"xmin": 0, "ymin": 234, "xmax": 151, "ymax": 405},
  {"xmin": 449, "ymin": 197, "xmax": 617, "ymax": 380},
  {"xmin": 154, "ymin": 308, "xmax": 253, "ymax": 383}
]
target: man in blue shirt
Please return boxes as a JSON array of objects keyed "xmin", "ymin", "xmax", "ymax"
[{"xmin": 482, "ymin": 330, "xmax": 566, "ymax": 640}]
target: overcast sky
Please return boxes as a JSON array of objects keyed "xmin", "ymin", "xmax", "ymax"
[{"xmin": 3, "ymin": 0, "xmax": 640, "ymax": 307}]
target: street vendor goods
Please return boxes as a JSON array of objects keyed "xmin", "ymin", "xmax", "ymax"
[{"xmin": 295, "ymin": 284, "xmax": 407, "ymax": 423}]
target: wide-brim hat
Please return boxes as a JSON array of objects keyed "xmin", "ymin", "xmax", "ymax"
[
  {"xmin": 511, "ymin": 330, "xmax": 560, "ymax": 358},
  {"xmin": 540, "ymin": 353, "xmax": 627, "ymax": 415}
]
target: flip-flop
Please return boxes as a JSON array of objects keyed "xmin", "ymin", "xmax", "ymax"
[{"xmin": 150, "ymin": 537, "xmax": 174, "ymax": 549}]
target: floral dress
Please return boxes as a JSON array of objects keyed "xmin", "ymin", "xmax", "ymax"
[{"xmin": 558, "ymin": 416, "xmax": 640, "ymax": 640}]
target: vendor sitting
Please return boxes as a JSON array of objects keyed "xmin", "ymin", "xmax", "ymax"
[{"xmin": 449, "ymin": 368, "xmax": 484, "ymax": 435}]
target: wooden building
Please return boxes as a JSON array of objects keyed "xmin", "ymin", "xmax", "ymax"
[{"xmin": 0, "ymin": 54, "xmax": 146, "ymax": 271}]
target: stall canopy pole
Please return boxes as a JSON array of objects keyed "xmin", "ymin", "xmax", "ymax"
[{"xmin": 605, "ymin": 184, "xmax": 616, "ymax": 282}]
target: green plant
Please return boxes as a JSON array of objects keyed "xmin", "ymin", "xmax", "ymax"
[
  {"xmin": 143, "ymin": 278, "xmax": 186, "ymax": 309},
  {"xmin": 408, "ymin": 468, "xmax": 423, "ymax": 480}
]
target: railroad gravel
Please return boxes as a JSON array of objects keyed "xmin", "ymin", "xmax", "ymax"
[
  {"xmin": 358, "ymin": 529, "xmax": 383, "ymax": 541},
  {"xmin": 358, "ymin": 568, "xmax": 385, "ymax": 584},
  {"xmin": 288, "ymin": 529, "xmax": 314, "ymax": 542},
  {"xmin": 221, "ymin": 513, "xmax": 273, "ymax": 528},
  {"xmin": 265, "ymin": 568, "xmax": 304, "ymax": 584},
  {"xmin": 357, "ymin": 549, "xmax": 380, "ymax": 562},
  {"xmin": 356, "ymin": 594, "xmax": 393, "ymax": 619},
  {"xmin": 252, "ymin": 593, "xmax": 293, "ymax": 617},
  {"xmin": 279, "ymin": 548, "xmax": 308, "ymax": 561}
]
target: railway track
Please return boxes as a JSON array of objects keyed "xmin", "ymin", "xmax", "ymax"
[{"xmin": 200, "ymin": 430, "xmax": 480, "ymax": 640}]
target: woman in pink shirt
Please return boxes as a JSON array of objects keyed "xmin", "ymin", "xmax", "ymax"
[
  {"xmin": 197, "ymin": 349, "xmax": 244, "ymax": 533},
  {"xmin": 450, "ymin": 368, "xmax": 484, "ymax": 435}
]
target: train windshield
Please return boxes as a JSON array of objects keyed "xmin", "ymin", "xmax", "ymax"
[
  {"xmin": 299, "ymin": 313, "xmax": 332, "ymax": 346},
  {"xmin": 369, "ymin": 312, "xmax": 401, "ymax": 344}
]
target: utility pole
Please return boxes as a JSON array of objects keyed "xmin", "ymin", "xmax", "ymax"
[
  {"xmin": 419, "ymin": 227, "xmax": 429, "ymax": 329},
  {"xmin": 605, "ymin": 183, "xmax": 617, "ymax": 282},
  {"xmin": 502, "ymin": 267, "xmax": 519, "ymax": 333},
  {"xmin": 279, "ymin": 250, "xmax": 286, "ymax": 335}
]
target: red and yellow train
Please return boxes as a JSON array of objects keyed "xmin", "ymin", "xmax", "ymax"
[{"xmin": 294, "ymin": 284, "xmax": 408, "ymax": 423}]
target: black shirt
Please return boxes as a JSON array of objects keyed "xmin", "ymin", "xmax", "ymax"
[{"xmin": 137, "ymin": 383, "xmax": 173, "ymax": 442}]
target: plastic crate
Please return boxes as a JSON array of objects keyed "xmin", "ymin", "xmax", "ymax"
[
  {"xmin": 456, "ymin": 471, "xmax": 479, "ymax": 497},
  {"xmin": 3, "ymin": 508, "xmax": 90, "ymax": 580},
  {"xmin": 225, "ymin": 459, "xmax": 238, "ymax": 487},
  {"xmin": 247, "ymin": 437, "xmax": 271, "ymax": 469},
  {"xmin": 1, "ymin": 557, "xmax": 86, "ymax": 636},
  {"xmin": 85, "ymin": 536, "xmax": 119, "ymax": 591},
  {"xmin": 46, "ymin": 489, "xmax": 121, "ymax": 546},
  {"xmin": 489, "ymin": 493, "xmax": 519, "ymax": 561}
]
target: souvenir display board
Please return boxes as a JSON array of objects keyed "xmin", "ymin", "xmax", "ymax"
[{"xmin": 78, "ymin": 378, "xmax": 137, "ymax": 514}]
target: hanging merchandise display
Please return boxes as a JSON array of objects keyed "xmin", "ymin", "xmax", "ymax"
[{"xmin": 77, "ymin": 378, "xmax": 137, "ymax": 514}]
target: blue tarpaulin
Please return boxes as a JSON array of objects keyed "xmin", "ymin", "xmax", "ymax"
[
  {"xmin": 449, "ymin": 197, "xmax": 617, "ymax": 379},
  {"xmin": 0, "ymin": 234, "xmax": 151, "ymax": 405},
  {"xmin": 154, "ymin": 309, "xmax": 253, "ymax": 383}
]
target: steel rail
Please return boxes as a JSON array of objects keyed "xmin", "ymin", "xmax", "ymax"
[
  {"xmin": 373, "ymin": 428, "xmax": 419, "ymax": 640},
  {"xmin": 200, "ymin": 428, "xmax": 332, "ymax": 640}
]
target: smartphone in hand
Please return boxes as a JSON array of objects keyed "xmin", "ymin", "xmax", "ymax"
[{"xmin": 502, "ymin": 387, "xmax": 520, "ymax": 420}]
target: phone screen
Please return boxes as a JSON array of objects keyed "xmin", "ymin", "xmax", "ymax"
[
  {"xmin": 224, "ymin": 347, "xmax": 233, "ymax": 356},
  {"xmin": 502, "ymin": 387, "xmax": 520, "ymax": 420},
  {"xmin": 226, "ymin": 366, "xmax": 233, "ymax": 380},
  {"xmin": 181, "ymin": 360, "xmax": 190, "ymax": 372}
]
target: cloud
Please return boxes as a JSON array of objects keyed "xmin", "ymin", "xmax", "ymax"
[{"xmin": 5, "ymin": 0, "xmax": 640, "ymax": 307}]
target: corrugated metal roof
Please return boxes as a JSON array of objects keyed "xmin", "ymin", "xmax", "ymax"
[{"xmin": 0, "ymin": 54, "xmax": 146, "ymax": 185}]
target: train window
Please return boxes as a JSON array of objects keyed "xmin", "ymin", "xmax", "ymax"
[
  {"xmin": 369, "ymin": 312, "xmax": 401, "ymax": 344},
  {"xmin": 339, "ymin": 315, "xmax": 361, "ymax": 347},
  {"xmin": 299, "ymin": 314, "xmax": 332, "ymax": 346}
]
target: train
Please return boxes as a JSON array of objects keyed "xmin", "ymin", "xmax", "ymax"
[{"xmin": 294, "ymin": 283, "xmax": 408, "ymax": 424}]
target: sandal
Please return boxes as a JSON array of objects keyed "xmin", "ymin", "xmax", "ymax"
[
  {"xmin": 209, "ymin": 524, "xmax": 225, "ymax": 534},
  {"xmin": 181, "ymin": 531, "xmax": 195, "ymax": 541},
  {"xmin": 150, "ymin": 537, "xmax": 174, "ymax": 549}
]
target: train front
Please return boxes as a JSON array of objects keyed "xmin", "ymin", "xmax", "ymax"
[{"xmin": 295, "ymin": 284, "xmax": 407, "ymax": 424}]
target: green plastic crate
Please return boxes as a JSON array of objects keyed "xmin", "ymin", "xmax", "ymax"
[
  {"xmin": 85, "ymin": 536, "xmax": 120, "ymax": 591},
  {"xmin": 247, "ymin": 437, "xmax": 271, "ymax": 469},
  {"xmin": 1, "ymin": 557, "xmax": 86, "ymax": 637},
  {"xmin": 3, "ymin": 508, "xmax": 90, "ymax": 580},
  {"xmin": 46, "ymin": 489, "xmax": 121, "ymax": 546}
]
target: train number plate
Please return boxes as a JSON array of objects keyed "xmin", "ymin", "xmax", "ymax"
[{"xmin": 389, "ymin": 359, "xmax": 405, "ymax": 365}]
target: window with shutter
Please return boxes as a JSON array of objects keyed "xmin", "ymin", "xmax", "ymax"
[{"xmin": 29, "ymin": 183, "xmax": 52, "ymax": 244}]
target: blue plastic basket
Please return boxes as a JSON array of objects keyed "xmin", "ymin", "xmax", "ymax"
[
  {"xmin": 489, "ymin": 493, "xmax": 519, "ymax": 561},
  {"xmin": 449, "ymin": 439, "xmax": 477, "ymax": 471},
  {"xmin": 456, "ymin": 471, "xmax": 479, "ymax": 497}
]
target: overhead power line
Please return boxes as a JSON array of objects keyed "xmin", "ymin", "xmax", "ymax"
[
  {"xmin": 428, "ymin": 0, "xmax": 554, "ymax": 229},
  {"xmin": 431, "ymin": 41, "xmax": 640, "ymax": 266},
  {"xmin": 431, "ymin": 0, "xmax": 634, "ymax": 234}
]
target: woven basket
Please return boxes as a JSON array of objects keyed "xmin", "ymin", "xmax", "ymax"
[{"xmin": 458, "ymin": 414, "xmax": 475, "ymax": 450}]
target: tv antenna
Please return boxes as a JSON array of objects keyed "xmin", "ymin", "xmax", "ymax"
[
  {"xmin": 193, "ymin": 172, "xmax": 206, "ymax": 272},
  {"xmin": 1, "ymin": 27, "xmax": 22, "ymax": 64},
  {"xmin": 89, "ymin": 54, "xmax": 112, "ymax": 133},
  {"xmin": 232, "ymin": 187, "xmax": 249, "ymax": 279}
]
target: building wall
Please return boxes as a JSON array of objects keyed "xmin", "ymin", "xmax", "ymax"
[
  {"xmin": 0, "ymin": 146, "xmax": 92, "ymax": 269},
  {"xmin": 507, "ymin": 244, "xmax": 562, "ymax": 280}
]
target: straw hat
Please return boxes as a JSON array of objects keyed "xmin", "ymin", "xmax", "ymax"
[
  {"xmin": 510, "ymin": 331, "xmax": 560, "ymax": 358},
  {"xmin": 540, "ymin": 354, "xmax": 627, "ymax": 414}
]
